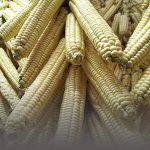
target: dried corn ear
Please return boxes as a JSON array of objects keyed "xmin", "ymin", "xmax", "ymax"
[
  {"xmin": 55, "ymin": 66, "xmax": 87, "ymax": 144},
  {"xmin": 82, "ymin": 42, "xmax": 137, "ymax": 120},
  {"xmin": 123, "ymin": 5, "xmax": 150, "ymax": 67},
  {"xmin": 65, "ymin": 13, "xmax": 85, "ymax": 65},
  {"xmin": 0, "ymin": 0, "xmax": 38, "ymax": 42},
  {"xmin": 12, "ymin": 0, "xmax": 64, "ymax": 59},
  {"xmin": 131, "ymin": 65, "xmax": 150, "ymax": 107},
  {"xmin": 23, "ymin": 81, "xmax": 65, "ymax": 146},
  {"xmin": 5, "ymin": 38, "xmax": 68, "ymax": 142},
  {"xmin": 69, "ymin": 0, "xmax": 124, "ymax": 63},
  {"xmin": 19, "ymin": 8, "xmax": 68, "ymax": 88},
  {"xmin": 88, "ymin": 86, "xmax": 145, "ymax": 147}
]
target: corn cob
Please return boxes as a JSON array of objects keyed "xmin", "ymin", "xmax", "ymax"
[
  {"xmin": 82, "ymin": 42, "xmax": 137, "ymax": 120},
  {"xmin": 0, "ymin": 48, "xmax": 20, "ymax": 92},
  {"xmin": 0, "ymin": 93, "xmax": 9, "ymax": 126},
  {"xmin": 37, "ymin": 86, "xmax": 64, "ymax": 145},
  {"xmin": 140, "ymin": 108, "xmax": 150, "ymax": 141},
  {"xmin": 119, "ymin": 13, "xmax": 129, "ymax": 36},
  {"xmin": 12, "ymin": 0, "xmax": 64, "ymax": 59},
  {"xmin": 124, "ymin": 39, "xmax": 150, "ymax": 68},
  {"xmin": 131, "ymin": 65, "xmax": 150, "ymax": 107},
  {"xmin": 65, "ymin": 13, "xmax": 85, "ymax": 65},
  {"xmin": 112, "ymin": 12, "xmax": 121, "ymax": 34},
  {"xmin": 86, "ymin": 106, "xmax": 112, "ymax": 145},
  {"xmin": 5, "ymin": 39, "xmax": 68, "ymax": 142},
  {"xmin": 24, "ymin": 81, "xmax": 65, "ymax": 146},
  {"xmin": 55, "ymin": 66, "xmax": 87, "ymax": 144},
  {"xmin": 0, "ymin": 0, "xmax": 38, "ymax": 42},
  {"xmin": 0, "ymin": 70, "xmax": 19, "ymax": 110},
  {"xmin": 69, "ymin": 0, "xmax": 124, "ymax": 63},
  {"xmin": 103, "ymin": 0, "xmax": 122, "ymax": 21},
  {"xmin": 19, "ymin": 8, "xmax": 68, "ymax": 88},
  {"xmin": 88, "ymin": 84, "xmax": 145, "ymax": 146},
  {"xmin": 128, "ymin": 3, "xmax": 150, "ymax": 40},
  {"xmin": 124, "ymin": 6, "xmax": 150, "ymax": 67}
]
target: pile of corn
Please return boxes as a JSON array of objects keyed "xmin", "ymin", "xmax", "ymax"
[{"xmin": 0, "ymin": 0, "xmax": 150, "ymax": 148}]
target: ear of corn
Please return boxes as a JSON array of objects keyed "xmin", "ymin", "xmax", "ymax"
[
  {"xmin": 123, "ymin": 5, "xmax": 150, "ymax": 67},
  {"xmin": 69, "ymin": 0, "xmax": 124, "ymax": 63},
  {"xmin": 65, "ymin": 13, "xmax": 85, "ymax": 65},
  {"xmin": 12, "ymin": 0, "xmax": 64, "ymax": 59},
  {"xmin": 0, "ymin": 48, "xmax": 20, "ymax": 92},
  {"xmin": 23, "ymin": 79, "xmax": 65, "ymax": 146},
  {"xmin": 55, "ymin": 66, "xmax": 87, "ymax": 144},
  {"xmin": 127, "ymin": 4, "xmax": 150, "ymax": 46},
  {"xmin": 82, "ymin": 42, "xmax": 137, "ymax": 120},
  {"xmin": 0, "ymin": 70, "xmax": 19, "ymax": 110},
  {"xmin": 88, "ymin": 83, "xmax": 145, "ymax": 146},
  {"xmin": 131, "ymin": 65, "xmax": 150, "ymax": 107},
  {"xmin": 19, "ymin": 8, "xmax": 68, "ymax": 88},
  {"xmin": 37, "ymin": 85, "xmax": 64, "ymax": 145},
  {"xmin": 5, "ymin": 38, "xmax": 68, "ymax": 142},
  {"xmin": 0, "ymin": 0, "xmax": 38, "ymax": 42}
]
